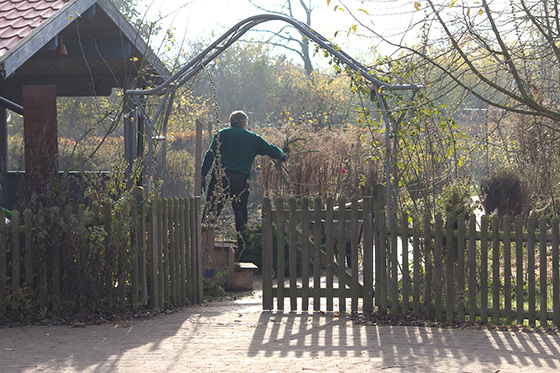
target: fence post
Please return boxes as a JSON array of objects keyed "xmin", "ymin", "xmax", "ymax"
[
  {"xmin": 412, "ymin": 217, "xmax": 421, "ymax": 316},
  {"xmin": 301, "ymin": 198, "xmax": 310, "ymax": 312},
  {"xmin": 275, "ymin": 198, "xmax": 285, "ymax": 310},
  {"xmin": 457, "ymin": 213, "xmax": 466, "ymax": 322},
  {"xmin": 468, "ymin": 214, "xmax": 477, "ymax": 322},
  {"xmin": 480, "ymin": 215, "xmax": 489, "ymax": 324},
  {"xmin": 434, "ymin": 213, "xmax": 443, "ymax": 321},
  {"xmin": 515, "ymin": 216, "xmax": 524, "ymax": 325},
  {"xmin": 363, "ymin": 196, "xmax": 374, "ymax": 313},
  {"xmin": 374, "ymin": 184, "xmax": 385, "ymax": 310},
  {"xmin": 262, "ymin": 197, "xmax": 273, "ymax": 310},
  {"xmin": 325, "ymin": 197, "xmax": 334, "ymax": 311},
  {"xmin": 131, "ymin": 190, "xmax": 140, "ymax": 311},
  {"xmin": 147, "ymin": 200, "xmax": 158, "ymax": 308},
  {"xmin": 337, "ymin": 197, "xmax": 346, "ymax": 313},
  {"xmin": 379, "ymin": 210, "xmax": 387, "ymax": 314},
  {"xmin": 503, "ymin": 215, "xmax": 511, "ymax": 324},
  {"xmin": 11, "ymin": 210, "xmax": 20, "ymax": 290},
  {"xmin": 350, "ymin": 198, "xmax": 360, "ymax": 313},
  {"xmin": 313, "ymin": 198, "xmax": 322, "ymax": 312},
  {"xmin": 552, "ymin": 217, "xmax": 559, "ymax": 327},
  {"xmin": 179, "ymin": 198, "xmax": 187, "ymax": 306},
  {"xmin": 102, "ymin": 202, "xmax": 113, "ymax": 309},
  {"xmin": 527, "ymin": 216, "xmax": 536, "ymax": 326},
  {"xmin": 492, "ymin": 216, "xmax": 500, "ymax": 323},
  {"xmin": 401, "ymin": 212, "xmax": 409, "ymax": 314},
  {"xmin": 423, "ymin": 212, "xmax": 432, "ymax": 319},
  {"xmin": 24, "ymin": 209, "xmax": 33, "ymax": 288},
  {"xmin": 446, "ymin": 213, "xmax": 454, "ymax": 323},
  {"xmin": 195, "ymin": 196, "xmax": 203, "ymax": 304},
  {"xmin": 289, "ymin": 198, "xmax": 298, "ymax": 311},
  {"xmin": 0, "ymin": 211, "xmax": 6, "ymax": 317},
  {"xmin": 539, "ymin": 217, "xmax": 548, "ymax": 326}
]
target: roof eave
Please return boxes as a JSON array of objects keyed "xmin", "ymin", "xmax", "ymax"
[{"xmin": 0, "ymin": 0, "xmax": 97, "ymax": 79}]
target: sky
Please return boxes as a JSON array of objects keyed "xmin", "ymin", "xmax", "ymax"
[{"xmin": 139, "ymin": 0, "xmax": 421, "ymax": 64}]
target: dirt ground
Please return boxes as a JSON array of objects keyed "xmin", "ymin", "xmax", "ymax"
[{"xmin": 1, "ymin": 277, "xmax": 560, "ymax": 372}]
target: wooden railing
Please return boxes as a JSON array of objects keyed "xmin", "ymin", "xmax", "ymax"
[{"xmin": 0, "ymin": 188, "xmax": 203, "ymax": 318}]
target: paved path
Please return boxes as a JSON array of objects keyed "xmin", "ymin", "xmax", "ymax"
[{"xmin": 1, "ymin": 284, "xmax": 560, "ymax": 372}]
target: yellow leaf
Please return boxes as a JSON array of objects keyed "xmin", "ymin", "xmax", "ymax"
[
  {"xmin": 378, "ymin": 85, "xmax": 384, "ymax": 93},
  {"xmin": 414, "ymin": 2, "xmax": 421, "ymax": 11},
  {"xmin": 478, "ymin": 9, "xmax": 484, "ymax": 15},
  {"xmin": 327, "ymin": 0, "xmax": 331, "ymax": 5},
  {"xmin": 358, "ymin": 8, "xmax": 369, "ymax": 15},
  {"xmin": 449, "ymin": 0, "xmax": 458, "ymax": 7}
]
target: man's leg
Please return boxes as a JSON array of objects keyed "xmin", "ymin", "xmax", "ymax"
[
  {"xmin": 202, "ymin": 173, "xmax": 229, "ymax": 225},
  {"xmin": 227, "ymin": 171, "xmax": 250, "ymax": 253}
]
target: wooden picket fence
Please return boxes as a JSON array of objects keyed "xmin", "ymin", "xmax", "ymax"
[
  {"xmin": 262, "ymin": 185, "xmax": 560, "ymax": 326},
  {"xmin": 0, "ymin": 188, "xmax": 203, "ymax": 317}
]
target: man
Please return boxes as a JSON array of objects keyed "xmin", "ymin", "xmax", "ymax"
[{"xmin": 201, "ymin": 110, "xmax": 288, "ymax": 252}]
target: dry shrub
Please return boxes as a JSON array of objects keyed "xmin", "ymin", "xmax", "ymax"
[{"xmin": 256, "ymin": 126, "xmax": 382, "ymax": 200}]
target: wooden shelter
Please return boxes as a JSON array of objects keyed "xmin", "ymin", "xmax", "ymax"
[{"xmin": 0, "ymin": 0, "xmax": 169, "ymax": 209}]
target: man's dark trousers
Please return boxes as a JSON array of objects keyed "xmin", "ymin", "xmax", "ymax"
[{"xmin": 204, "ymin": 170, "xmax": 249, "ymax": 252}]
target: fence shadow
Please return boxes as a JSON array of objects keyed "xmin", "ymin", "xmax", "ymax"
[{"xmin": 248, "ymin": 311, "xmax": 560, "ymax": 371}]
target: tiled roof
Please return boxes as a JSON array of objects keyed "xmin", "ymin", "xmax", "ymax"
[{"xmin": 0, "ymin": 0, "xmax": 68, "ymax": 58}]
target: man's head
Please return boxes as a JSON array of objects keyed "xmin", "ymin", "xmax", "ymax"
[{"xmin": 230, "ymin": 111, "xmax": 248, "ymax": 129}]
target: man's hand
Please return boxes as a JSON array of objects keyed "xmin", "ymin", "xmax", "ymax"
[
  {"xmin": 201, "ymin": 176, "xmax": 206, "ymax": 192},
  {"xmin": 281, "ymin": 153, "xmax": 289, "ymax": 162}
]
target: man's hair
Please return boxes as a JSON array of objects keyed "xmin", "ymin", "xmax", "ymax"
[{"xmin": 230, "ymin": 111, "xmax": 248, "ymax": 127}]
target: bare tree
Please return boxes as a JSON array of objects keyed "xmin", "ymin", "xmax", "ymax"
[{"xmin": 248, "ymin": 0, "xmax": 315, "ymax": 75}]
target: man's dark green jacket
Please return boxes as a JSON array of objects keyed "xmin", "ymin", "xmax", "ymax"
[{"xmin": 201, "ymin": 126, "xmax": 284, "ymax": 177}]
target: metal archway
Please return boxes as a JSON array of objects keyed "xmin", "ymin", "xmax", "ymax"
[{"xmin": 125, "ymin": 13, "xmax": 421, "ymax": 218}]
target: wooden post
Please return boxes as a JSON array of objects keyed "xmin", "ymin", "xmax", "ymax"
[
  {"xmin": 503, "ymin": 215, "xmax": 511, "ymax": 324},
  {"xmin": 539, "ymin": 218, "xmax": 548, "ymax": 326},
  {"xmin": 552, "ymin": 217, "xmax": 559, "ymax": 327},
  {"xmin": 434, "ymin": 213, "xmax": 443, "ymax": 321},
  {"xmin": 337, "ymin": 197, "xmax": 346, "ymax": 313},
  {"xmin": 301, "ymin": 198, "xmax": 310, "ymax": 312},
  {"xmin": 480, "ymin": 215, "xmax": 489, "ymax": 324},
  {"xmin": 276, "ymin": 198, "xmax": 285, "ymax": 311},
  {"xmin": 468, "ymin": 214, "xmax": 477, "ymax": 322},
  {"xmin": 446, "ymin": 213, "xmax": 454, "ymax": 323},
  {"xmin": 313, "ymin": 198, "xmax": 321, "ymax": 311},
  {"xmin": 325, "ymin": 198, "xmax": 334, "ymax": 311},
  {"xmin": 527, "ymin": 217, "xmax": 536, "ymax": 326},
  {"xmin": 22, "ymin": 85, "xmax": 58, "ymax": 192},
  {"xmin": 492, "ymin": 217, "xmax": 500, "ymax": 323},
  {"xmin": 289, "ymin": 198, "xmax": 297, "ymax": 311},
  {"xmin": 515, "ymin": 216, "xmax": 524, "ymax": 325},
  {"xmin": 362, "ymin": 197, "xmax": 374, "ymax": 313},
  {"xmin": 457, "ymin": 213, "xmax": 466, "ymax": 322},
  {"xmin": 262, "ymin": 197, "xmax": 273, "ymax": 310}
]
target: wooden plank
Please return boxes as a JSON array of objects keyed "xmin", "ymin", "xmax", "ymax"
[
  {"xmin": 174, "ymin": 198, "xmax": 182, "ymax": 306},
  {"xmin": 10, "ymin": 210, "xmax": 20, "ymax": 289},
  {"xmin": 434, "ymin": 213, "xmax": 443, "ymax": 321},
  {"xmin": 194, "ymin": 196, "xmax": 204, "ymax": 304},
  {"xmin": 162, "ymin": 199, "xmax": 170, "ymax": 307},
  {"xmin": 157, "ymin": 199, "xmax": 165, "ymax": 306},
  {"xmin": 379, "ymin": 211, "xmax": 388, "ymax": 314},
  {"xmin": 423, "ymin": 212, "xmax": 432, "ymax": 319},
  {"xmin": 51, "ymin": 207, "xmax": 61, "ymax": 303},
  {"xmin": 552, "ymin": 217, "xmax": 559, "ymax": 327},
  {"xmin": 480, "ymin": 215, "xmax": 488, "ymax": 324},
  {"xmin": 527, "ymin": 217, "xmax": 536, "ymax": 326},
  {"xmin": 168, "ymin": 199, "xmax": 176, "ymax": 306},
  {"xmin": 515, "ymin": 216, "xmax": 524, "ymax": 325},
  {"xmin": 503, "ymin": 215, "xmax": 512, "ymax": 324},
  {"xmin": 400, "ymin": 212, "xmax": 409, "ymax": 315},
  {"xmin": 468, "ymin": 214, "xmax": 477, "ymax": 322},
  {"xmin": 131, "ymin": 196, "xmax": 139, "ymax": 311},
  {"xmin": 337, "ymin": 197, "xmax": 347, "ymax": 313},
  {"xmin": 24, "ymin": 209, "xmax": 33, "ymax": 287},
  {"xmin": 179, "ymin": 198, "xmax": 187, "ymax": 306},
  {"xmin": 351, "ymin": 198, "xmax": 360, "ymax": 313},
  {"xmin": 390, "ymin": 208, "xmax": 398, "ymax": 314},
  {"xmin": 457, "ymin": 213, "xmax": 465, "ymax": 322},
  {"xmin": 492, "ymin": 216, "xmax": 500, "ymax": 323},
  {"xmin": 275, "ymin": 198, "xmax": 285, "ymax": 311},
  {"xmin": 362, "ymin": 197, "xmax": 374, "ymax": 313},
  {"xmin": 301, "ymin": 198, "xmax": 310, "ymax": 312},
  {"xmin": 147, "ymin": 201, "xmax": 158, "ymax": 307},
  {"xmin": 539, "ymin": 218, "xmax": 548, "ymax": 326},
  {"xmin": 374, "ymin": 184, "xmax": 385, "ymax": 309},
  {"xmin": 446, "ymin": 213, "xmax": 454, "ymax": 323},
  {"xmin": 413, "ymin": 217, "xmax": 420, "ymax": 316},
  {"xmin": 326, "ymin": 198, "xmax": 334, "ymax": 311},
  {"xmin": 313, "ymin": 198, "xmax": 322, "ymax": 311},
  {"xmin": 262, "ymin": 197, "xmax": 273, "ymax": 310},
  {"xmin": 289, "ymin": 198, "xmax": 298, "ymax": 311},
  {"xmin": 0, "ymin": 211, "xmax": 6, "ymax": 316}
]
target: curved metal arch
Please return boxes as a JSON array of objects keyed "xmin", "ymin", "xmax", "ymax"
[
  {"xmin": 126, "ymin": 13, "xmax": 419, "ymax": 98},
  {"xmin": 126, "ymin": 14, "xmax": 421, "ymax": 219}
]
